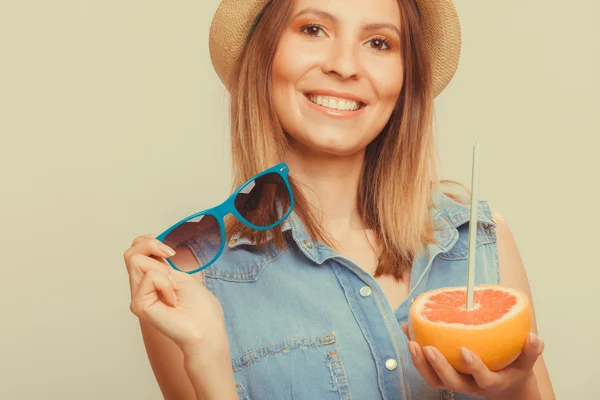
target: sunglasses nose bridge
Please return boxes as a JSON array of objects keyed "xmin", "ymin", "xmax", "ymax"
[{"xmin": 212, "ymin": 201, "xmax": 232, "ymax": 221}]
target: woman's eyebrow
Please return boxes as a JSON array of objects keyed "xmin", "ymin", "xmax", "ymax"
[
  {"xmin": 292, "ymin": 7, "xmax": 401, "ymax": 39},
  {"xmin": 363, "ymin": 23, "xmax": 401, "ymax": 39},
  {"xmin": 293, "ymin": 7, "xmax": 336, "ymax": 22}
]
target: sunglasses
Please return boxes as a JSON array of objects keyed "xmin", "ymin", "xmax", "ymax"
[{"xmin": 156, "ymin": 162, "xmax": 294, "ymax": 274}]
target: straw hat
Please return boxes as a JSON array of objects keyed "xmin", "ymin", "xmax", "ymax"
[{"xmin": 208, "ymin": 0, "xmax": 461, "ymax": 98}]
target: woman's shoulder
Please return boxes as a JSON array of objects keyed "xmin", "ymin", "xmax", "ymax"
[
  {"xmin": 430, "ymin": 190, "xmax": 499, "ymax": 259},
  {"xmin": 432, "ymin": 189, "xmax": 497, "ymax": 230}
]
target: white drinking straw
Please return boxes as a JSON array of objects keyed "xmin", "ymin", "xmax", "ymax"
[{"xmin": 466, "ymin": 142, "xmax": 480, "ymax": 310}]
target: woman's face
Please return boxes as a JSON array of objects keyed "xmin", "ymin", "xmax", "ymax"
[{"xmin": 271, "ymin": 0, "xmax": 404, "ymax": 157}]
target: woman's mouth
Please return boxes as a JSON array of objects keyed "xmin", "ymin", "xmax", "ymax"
[{"xmin": 304, "ymin": 93, "xmax": 364, "ymax": 112}]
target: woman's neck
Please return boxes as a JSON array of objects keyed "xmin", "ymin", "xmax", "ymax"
[{"xmin": 285, "ymin": 147, "xmax": 367, "ymax": 241}]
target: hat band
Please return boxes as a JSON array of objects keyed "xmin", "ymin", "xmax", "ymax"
[{"xmin": 247, "ymin": 1, "xmax": 271, "ymax": 41}]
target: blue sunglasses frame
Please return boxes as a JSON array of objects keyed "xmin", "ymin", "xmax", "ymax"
[{"xmin": 156, "ymin": 162, "xmax": 294, "ymax": 274}]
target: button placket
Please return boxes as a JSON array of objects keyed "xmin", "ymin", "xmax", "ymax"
[
  {"xmin": 357, "ymin": 284, "xmax": 399, "ymax": 377},
  {"xmin": 331, "ymin": 261, "xmax": 411, "ymax": 400}
]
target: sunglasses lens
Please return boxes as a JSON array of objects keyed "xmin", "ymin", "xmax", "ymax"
[
  {"xmin": 234, "ymin": 172, "xmax": 291, "ymax": 227},
  {"xmin": 162, "ymin": 214, "xmax": 222, "ymax": 273}
]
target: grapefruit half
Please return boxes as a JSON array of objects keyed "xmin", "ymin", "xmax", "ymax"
[{"xmin": 408, "ymin": 284, "xmax": 532, "ymax": 374}]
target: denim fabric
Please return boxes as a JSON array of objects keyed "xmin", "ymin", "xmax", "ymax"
[{"xmin": 187, "ymin": 191, "xmax": 498, "ymax": 400}]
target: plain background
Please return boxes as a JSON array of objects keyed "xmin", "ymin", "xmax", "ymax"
[{"xmin": 1, "ymin": 0, "xmax": 598, "ymax": 398}]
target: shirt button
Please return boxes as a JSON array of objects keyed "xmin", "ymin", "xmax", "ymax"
[
  {"xmin": 359, "ymin": 286, "xmax": 372, "ymax": 297},
  {"xmin": 302, "ymin": 239, "xmax": 313, "ymax": 249},
  {"xmin": 385, "ymin": 358, "xmax": 398, "ymax": 371}
]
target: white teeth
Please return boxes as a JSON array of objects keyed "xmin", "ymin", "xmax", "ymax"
[{"xmin": 307, "ymin": 94, "xmax": 361, "ymax": 111}]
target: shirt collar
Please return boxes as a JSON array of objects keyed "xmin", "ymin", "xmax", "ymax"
[
  {"xmin": 228, "ymin": 190, "xmax": 496, "ymax": 252},
  {"xmin": 431, "ymin": 189, "xmax": 497, "ymax": 251},
  {"xmin": 227, "ymin": 210, "xmax": 299, "ymax": 248}
]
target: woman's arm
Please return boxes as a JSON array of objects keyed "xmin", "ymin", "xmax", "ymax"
[
  {"xmin": 182, "ymin": 338, "xmax": 239, "ymax": 400},
  {"xmin": 140, "ymin": 320, "xmax": 239, "ymax": 400},
  {"xmin": 139, "ymin": 320, "xmax": 197, "ymax": 400},
  {"xmin": 493, "ymin": 211, "xmax": 556, "ymax": 399}
]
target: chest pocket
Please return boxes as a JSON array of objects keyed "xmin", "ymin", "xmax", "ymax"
[
  {"xmin": 443, "ymin": 390, "xmax": 486, "ymax": 400},
  {"xmin": 232, "ymin": 333, "xmax": 352, "ymax": 400}
]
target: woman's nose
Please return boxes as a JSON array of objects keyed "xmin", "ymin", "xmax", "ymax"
[{"xmin": 321, "ymin": 39, "xmax": 361, "ymax": 80}]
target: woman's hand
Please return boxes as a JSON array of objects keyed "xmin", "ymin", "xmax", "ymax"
[
  {"xmin": 401, "ymin": 322, "xmax": 544, "ymax": 399},
  {"xmin": 124, "ymin": 234, "xmax": 227, "ymax": 353}
]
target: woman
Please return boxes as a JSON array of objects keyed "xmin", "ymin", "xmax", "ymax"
[{"xmin": 123, "ymin": 0, "xmax": 555, "ymax": 398}]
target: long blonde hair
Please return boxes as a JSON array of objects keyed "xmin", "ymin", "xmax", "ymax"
[{"xmin": 225, "ymin": 0, "xmax": 465, "ymax": 281}]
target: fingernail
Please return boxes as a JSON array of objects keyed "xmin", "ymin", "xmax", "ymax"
[
  {"xmin": 424, "ymin": 346, "xmax": 436, "ymax": 362},
  {"xmin": 408, "ymin": 341, "xmax": 416, "ymax": 357},
  {"xmin": 160, "ymin": 243, "xmax": 176, "ymax": 256},
  {"xmin": 173, "ymin": 291, "xmax": 177, "ymax": 306},
  {"xmin": 461, "ymin": 347, "xmax": 473, "ymax": 365},
  {"xmin": 529, "ymin": 332, "xmax": 539, "ymax": 347}
]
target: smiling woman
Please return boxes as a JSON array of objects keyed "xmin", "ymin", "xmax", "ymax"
[
  {"xmin": 122, "ymin": 0, "xmax": 555, "ymax": 399},
  {"xmin": 225, "ymin": 0, "xmax": 439, "ymax": 283}
]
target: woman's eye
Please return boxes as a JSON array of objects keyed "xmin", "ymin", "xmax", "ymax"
[
  {"xmin": 301, "ymin": 24, "xmax": 326, "ymax": 38},
  {"xmin": 301, "ymin": 25, "xmax": 392, "ymax": 51},
  {"xmin": 367, "ymin": 37, "xmax": 392, "ymax": 51}
]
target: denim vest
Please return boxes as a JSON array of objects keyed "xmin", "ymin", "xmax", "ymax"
[{"xmin": 190, "ymin": 191, "xmax": 499, "ymax": 400}]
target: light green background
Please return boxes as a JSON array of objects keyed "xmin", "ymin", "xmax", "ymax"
[{"xmin": 1, "ymin": 1, "xmax": 597, "ymax": 398}]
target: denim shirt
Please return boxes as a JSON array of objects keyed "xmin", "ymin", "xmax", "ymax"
[{"xmin": 189, "ymin": 191, "xmax": 499, "ymax": 400}]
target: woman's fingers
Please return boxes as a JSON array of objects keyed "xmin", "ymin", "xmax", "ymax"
[
  {"xmin": 129, "ymin": 252, "xmax": 171, "ymax": 274},
  {"xmin": 407, "ymin": 341, "xmax": 443, "ymax": 388},
  {"xmin": 407, "ymin": 334, "xmax": 544, "ymax": 395},
  {"xmin": 462, "ymin": 334, "xmax": 543, "ymax": 393},
  {"xmin": 459, "ymin": 348, "xmax": 506, "ymax": 392},
  {"xmin": 124, "ymin": 237, "xmax": 176, "ymax": 265},
  {"xmin": 130, "ymin": 268, "xmax": 176, "ymax": 320},
  {"xmin": 422, "ymin": 346, "xmax": 482, "ymax": 395},
  {"xmin": 126, "ymin": 252, "xmax": 172, "ymax": 295},
  {"xmin": 124, "ymin": 237, "xmax": 177, "ymax": 294}
]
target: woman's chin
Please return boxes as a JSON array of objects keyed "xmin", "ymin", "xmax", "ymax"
[{"xmin": 298, "ymin": 137, "xmax": 365, "ymax": 157}]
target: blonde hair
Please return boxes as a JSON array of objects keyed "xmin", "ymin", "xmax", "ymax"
[{"xmin": 225, "ymin": 0, "xmax": 466, "ymax": 281}]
